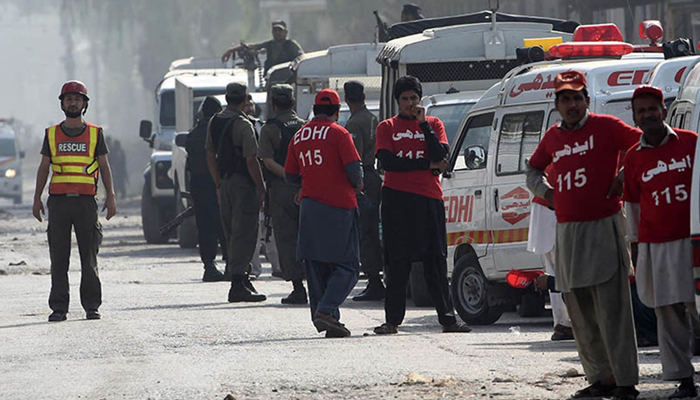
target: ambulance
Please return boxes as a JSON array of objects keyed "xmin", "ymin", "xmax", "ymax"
[
  {"xmin": 442, "ymin": 23, "xmax": 674, "ymax": 324},
  {"xmin": 667, "ymin": 51, "xmax": 700, "ymax": 303},
  {"xmin": 0, "ymin": 120, "xmax": 23, "ymax": 204}
]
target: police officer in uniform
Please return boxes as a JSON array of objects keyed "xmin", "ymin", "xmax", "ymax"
[
  {"xmin": 206, "ymin": 82, "xmax": 267, "ymax": 302},
  {"xmin": 258, "ymin": 84, "xmax": 307, "ymax": 304},
  {"xmin": 343, "ymin": 81, "xmax": 385, "ymax": 301},
  {"xmin": 221, "ymin": 20, "xmax": 304, "ymax": 74},
  {"xmin": 33, "ymin": 80, "xmax": 117, "ymax": 322},
  {"xmin": 185, "ymin": 96, "xmax": 228, "ymax": 282}
]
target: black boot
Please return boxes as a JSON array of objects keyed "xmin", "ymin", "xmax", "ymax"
[
  {"xmin": 228, "ymin": 275, "xmax": 266, "ymax": 303},
  {"xmin": 352, "ymin": 276, "xmax": 385, "ymax": 301},
  {"xmin": 202, "ymin": 262, "xmax": 226, "ymax": 282},
  {"xmin": 669, "ymin": 377, "xmax": 697, "ymax": 399},
  {"xmin": 281, "ymin": 281, "xmax": 308, "ymax": 304}
]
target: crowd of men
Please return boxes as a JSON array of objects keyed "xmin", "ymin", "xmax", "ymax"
[{"xmin": 30, "ymin": 8, "xmax": 700, "ymax": 400}]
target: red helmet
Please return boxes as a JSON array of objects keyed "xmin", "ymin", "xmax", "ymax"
[{"xmin": 59, "ymin": 80, "xmax": 89, "ymax": 101}]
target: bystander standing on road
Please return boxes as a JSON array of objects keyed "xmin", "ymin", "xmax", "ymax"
[
  {"xmin": 373, "ymin": 76, "xmax": 471, "ymax": 335},
  {"xmin": 284, "ymin": 89, "xmax": 363, "ymax": 338},
  {"xmin": 526, "ymin": 70, "xmax": 641, "ymax": 400},
  {"xmin": 33, "ymin": 80, "xmax": 117, "ymax": 322},
  {"xmin": 623, "ymin": 85, "xmax": 699, "ymax": 399},
  {"xmin": 343, "ymin": 80, "xmax": 385, "ymax": 302}
]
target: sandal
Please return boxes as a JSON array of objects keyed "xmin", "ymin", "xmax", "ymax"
[{"xmin": 373, "ymin": 323, "xmax": 398, "ymax": 335}]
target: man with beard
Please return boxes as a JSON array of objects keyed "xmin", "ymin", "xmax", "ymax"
[
  {"xmin": 221, "ymin": 20, "xmax": 303, "ymax": 74},
  {"xmin": 526, "ymin": 70, "xmax": 642, "ymax": 400},
  {"xmin": 623, "ymin": 85, "xmax": 698, "ymax": 399},
  {"xmin": 33, "ymin": 80, "xmax": 117, "ymax": 322}
]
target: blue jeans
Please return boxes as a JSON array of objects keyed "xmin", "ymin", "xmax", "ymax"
[{"xmin": 305, "ymin": 260, "xmax": 359, "ymax": 321}]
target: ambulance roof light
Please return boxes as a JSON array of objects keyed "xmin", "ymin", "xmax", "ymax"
[
  {"xmin": 638, "ymin": 20, "xmax": 663, "ymax": 46},
  {"xmin": 548, "ymin": 42, "xmax": 634, "ymax": 59},
  {"xmin": 572, "ymin": 24, "xmax": 624, "ymax": 42}
]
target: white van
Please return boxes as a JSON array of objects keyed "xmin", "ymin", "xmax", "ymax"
[
  {"xmin": 443, "ymin": 34, "xmax": 667, "ymax": 323},
  {"xmin": 0, "ymin": 121, "xmax": 22, "ymax": 204}
]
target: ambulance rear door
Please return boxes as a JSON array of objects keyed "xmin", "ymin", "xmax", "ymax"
[
  {"xmin": 487, "ymin": 103, "xmax": 554, "ymax": 273},
  {"xmin": 443, "ymin": 111, "xmax": 494, "ymax": 268}
]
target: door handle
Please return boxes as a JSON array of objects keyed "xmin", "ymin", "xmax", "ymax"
[
  {"xmin": 474, "ymin": 190, "xmax": 482, "ymax": 196},
  {"xmin": 493, "ymin": 188, "xmax": 499, "ymax": 210}
]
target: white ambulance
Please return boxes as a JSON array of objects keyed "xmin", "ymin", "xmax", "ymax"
[
  {"xmin": 0, "ymin": 120, "xmax": 23, "ymax": 204},
  {"xmin": 444, "ymin": 24, "xmax": 670, "ymax": 324}
]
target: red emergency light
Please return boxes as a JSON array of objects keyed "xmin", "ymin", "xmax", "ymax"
[
  {"xmin": 638, "ymin": 20, "xmax": 663, "ymax": 45},
  {"xmin": 572, "ymin": 24, "xmax": 624, "ymax": 42},
  {"xmin": 548, "ymin": 41, "xmax": 634, "ymax": 59}
]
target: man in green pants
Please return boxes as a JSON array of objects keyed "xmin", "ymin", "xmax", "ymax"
[
  {"xmin": 206, "ymin": 82, "xmax": 267, "ymax": 302},
  {"xmin": 32, "ymin": 80, "xmax": 117, "ymax": 322},
  {"xmin": 258, "ymin": 84, "xmax": 307, "ymax": 304}
]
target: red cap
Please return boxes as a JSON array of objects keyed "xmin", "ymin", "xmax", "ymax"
[
  {"xmin": 505, "ymin": 269, "xmax": 544, "ymax": 289},
  {"xmin": 314, "ymin": 89, "xmax": 341, "ymax": 106},
  {"xmin": 632, "ymin": 85, "xmax": 664, "ymax": 103},
  {"xmin": 554, "ymin": 70, "xmax": 587, "ymax": 93}
]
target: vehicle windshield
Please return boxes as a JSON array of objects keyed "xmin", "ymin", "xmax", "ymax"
[
  {"xmin": 0, "ymin": 138, "xmax": 17, "ymax": 157},
  {"xmin": 159, "ymin": 88, "xmax": 231, "ymax": 127},
  {"xmin": 426, "ymin": 102, "xmax": 475, "ymax": 145},
  {"xmin": 453, "ymin": 112, "xmax": 493, "ymax": 171}
]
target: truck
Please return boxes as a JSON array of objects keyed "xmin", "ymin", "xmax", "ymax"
[{"xmin": 139, "ymin": 67, "xmax": 254, "ymax": 244}]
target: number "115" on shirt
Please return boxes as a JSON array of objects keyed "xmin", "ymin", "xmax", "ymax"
[
  {"xmin": 299, "ymin": 149, "xmax": 323, "ymax": 166},
  {"xmin": 557, "ymin": 168, "xmax": 587, "ymax": 192}
]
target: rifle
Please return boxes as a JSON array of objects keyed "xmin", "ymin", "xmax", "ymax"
[
  {"xmin": 159, "ymin": 206, "xmax": 195, "ymax": 237},
  {"xmin": 263, "ymin": 190, "xmax": 272, "ymax": 243},
  {"xmin": 373, "ymin": 10, "xmax": 390, "ymax": 42}
]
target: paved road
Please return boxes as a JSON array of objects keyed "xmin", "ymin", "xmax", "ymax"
[{"xmin": 0, "ymin": 200, "xmax": 692, "ymax": 399}]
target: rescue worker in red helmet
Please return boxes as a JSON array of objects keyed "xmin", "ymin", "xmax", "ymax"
[{"xmin": 32, "ymin": 80, "xmax": 117, "ymax": 322}]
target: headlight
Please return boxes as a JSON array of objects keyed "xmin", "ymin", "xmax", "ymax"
[{"xmin": 5, "ymin": 168, "xmax": 16, "ymax": 178}]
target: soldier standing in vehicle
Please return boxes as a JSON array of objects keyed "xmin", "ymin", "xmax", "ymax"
[
  {"xmin": 32, "ymin": 80, "xmax": 117, "ymax": 322},
  {"xmin": 624, "ymin": 85, "xmax": 698, "ymax": 400},
  {"xmin": 185, "ymin": 96, "xmax": 228, "ymax": 282},
  {"xmin": 258, "ymin": 84, "xmax": 307, "ymax": 303},
  {"xmin": 206, "ymin": 82, "xmax": 267, "ymax": 302},
  {"xmin": 284, "ymin": 89, "xmax": 363, "ymax": 337},
  {"xmin": 373, "ymin": 75, "xmax": 471, "ymax": 335},
  {"xmin": 343, "ymin": 81, "xmax": 385, "ymax": 302},
  {"xmin": 221, "ymin": 20, "xmax": 303, "ymax": 74},
  {"xmin": 526, "ymin": 70, "xmax": 641, "ymax": 400}
]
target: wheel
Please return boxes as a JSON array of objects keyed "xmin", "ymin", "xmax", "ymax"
[
  {"xmin": 141, "ymin": 183, "xmax": 169, "ymax": 244},
  {"xmin": 175, "ymin": 180, "xmax": 198, "ymax": 249},
  {"xmin": 517, "ymin": 291, "xmax": 546, "ymax": 318},
  {"xmin": 451, "ymin": 253, "xmax": 504, "ymax": 325},
  {"xmin": 409, "ymin": 262, "xmax": 434, "ymax": 307}
]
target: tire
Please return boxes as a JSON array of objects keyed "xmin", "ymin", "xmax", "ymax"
[
  {"xmin": 175, "ymin": 180, "xmax": 198, "ymax": 249},
  {"xmin": 141, "ymin": 183, "xmax": 169, "ymax": 244},
  {"xmin": 451, "ymin": 253, "xmax": 504, "ymax": 325},
  {"xmin": 517, "ymin": 291, "xmax": 546, "ymax": 318},
  {"xmin": 409, "ymin": 262, "xmax": 434, "ymax": 307}
]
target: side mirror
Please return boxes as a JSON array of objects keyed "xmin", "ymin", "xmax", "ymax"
[
  {"xmin": 19, "ymin": 151, "xmax": 25, "ymax": 159},
  {"xmin": 175, "ymin": 133, "xmax": 188, "ymax": 148},
  {"xmin": 139, "ymin": 120, "xmax": 153, "ymax": 140},
  {"xmin": 464, "ymin": 145, "xmax": 486, "ymax": 170}
]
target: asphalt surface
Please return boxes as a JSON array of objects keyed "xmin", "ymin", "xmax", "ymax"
[{"xmin": 0, "ymin": 198, "xmax": 696, "ymax": 399}]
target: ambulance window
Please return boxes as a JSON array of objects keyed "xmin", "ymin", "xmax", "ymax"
[
  {"xmin": 159, "ymin": 90, "xmax": 175, "ymax": 127},
  {"xmin": 496, "ymin": 111, "xmax": 544, "ymax": 175},
  {"xmin": 453, "ymin": 112, "xmax": 493, "ymax": 171},
  {"xmin": 605, "ymin": 99, "xmax": 634, "ymax": 126}
]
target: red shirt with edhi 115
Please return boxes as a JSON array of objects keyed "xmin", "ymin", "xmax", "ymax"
[
  {"xmin": 284, "ymin": 118, "xmax": 361, "ymax": 209},
  {"xmin": 375, "ymin": 115, "xmax": 447, "ymax": 200},
  {"xmin": 623, "ymin": 128, "xmax": 697, "ymax": 243}
]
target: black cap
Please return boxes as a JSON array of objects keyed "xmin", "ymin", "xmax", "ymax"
[
  {"xmin": 270, "ymin": 84, "xmax": 294, "ymax": 102},
  {"xmin": 199, "ymin": 96, "xmax": 222, "ymax": 118},
  {"xmin": 343, "ymin": 81, "xmax": 365, "ymax": 97},
  {"xmin": 402, "ymin": 3, "xmax": 424, "ymax": 19},
  {"xmin": 271, "ymin": 20, "xmax": 287, "ymax": 30}
]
